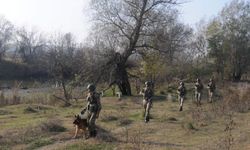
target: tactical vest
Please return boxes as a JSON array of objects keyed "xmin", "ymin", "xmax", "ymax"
[
  {"xmin": 143, "ymin": 88, "xmax": 153, "ymax": 100},
  {"xmin": 178, "ymin": 86, "xmax": 186, "ymax": 96},
  {"xmin": 208, "ymin": 82, "xmax": 215, "ymax": 92},
  {"xmin": 87, "ymin": 92, "xmax": 100, "ymax": 112},
  {"xmin": 195, "ymin": 82, "xmax": 203, "ymax": 92}
]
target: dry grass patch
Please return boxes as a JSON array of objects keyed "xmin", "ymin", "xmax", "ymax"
[{"xmin": 0, "ymin": 118, "xmax": 66, "ymax": 149}]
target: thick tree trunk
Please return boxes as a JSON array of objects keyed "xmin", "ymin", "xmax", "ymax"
[
  {"xmin": 61, "ymin": 80, "xmax": 70, "ymax": 101},
  {"xmin": 115, "ymin": 63, "xmax": 132, "ymax": 96}
]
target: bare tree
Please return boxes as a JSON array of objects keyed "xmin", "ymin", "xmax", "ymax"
[
  {"xmin": 47, "ymin": 33, "xmax": 89, "ymax": 105},
  {"xmin": 0, "ymin": 16, "xmax": 13, "ymax": 61},
  {"xmin": 90, "ymin": 0, "xmax": 183, "ymax": 95},
  {"xmin": 15, "ymin": 28, "xmax": 46, "ymax": 63}
]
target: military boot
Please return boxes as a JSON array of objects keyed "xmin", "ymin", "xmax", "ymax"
[
  {"xmin": 179, "ymin": 106, "xmax": 183, "ymax": 111},
  {"xmin": 92, "ymin": 130, "xmax": 97, "ymax": 137},
  {"xmin": 145, "ymin": 116, "xmax": 149, "ymax": 123}
]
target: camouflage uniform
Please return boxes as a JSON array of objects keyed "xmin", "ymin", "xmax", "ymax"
[
  {"xmin": 207, "ymin": 79, "xmax": 216, "ymax": 103},
  {"xmin": 140, "ymin": 81, "xmax": 153, "ymax": 123},
  {"xmin": 177, "ymin": 82, "xmax": 186, "ymax": 111},
  {"xmin": 194, "ymin": 79, "xmax": 203, "ymax": 106},
  {"xmin": 86, "ymin": 84, "xmax": 101, "ymax": 137}
]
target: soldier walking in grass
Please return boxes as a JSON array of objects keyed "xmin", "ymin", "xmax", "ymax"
[
  {"xmin": 207, "ymin": 78, "xmax": 216, "ymax": 103},
  {"xmin": 140, "ymin": 81, "xmax": 154, "ymax": 123},
  {"xmin": 86, "ymin": 84, "xmax": 102, "ymax": 137},
  {"xmin": 177, "ymin": 82, "xmax": 186, "ymax": 111},
  {"xmin": 194, "ymin": 78, "xmax": 203, "ymax": 106}
]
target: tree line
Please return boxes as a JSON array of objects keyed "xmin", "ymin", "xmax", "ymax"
[{"xmin": 0, "ymin": 0, "xmax": 249, "ymax": 96}]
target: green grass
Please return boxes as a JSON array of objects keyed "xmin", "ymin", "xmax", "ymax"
[
  {"xmin": 129, "ymin": 112, "xmax": 143, "ymax": 120},
  {"xmin": 0, "ymin": 89, "xmax": 250, "ymax": 150},
  {"xmin": 61, "ymin": 143, "xmax": 114, "ymax": 150},
  {"xmin": 0, "ymin": 109, "xmax": 12, "ymax": 115},
  {"xmin": 28, "ymin": 138, "xmax": 54, "ymax": 150},
  {"xmin": 0, "ymin": 145, "xmax": 10, "ymax": 150}
]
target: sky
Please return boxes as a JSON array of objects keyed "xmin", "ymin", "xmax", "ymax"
[{"xmin": 0, "ymin": 0, "xmax": 233, "ymax": 42}]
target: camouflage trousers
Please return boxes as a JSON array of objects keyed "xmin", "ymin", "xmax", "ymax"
[
  {"xmin": 87, "ymin": 111, "xmax": 97, "ymax": 135},
  {"xmin": 143, "ymin": 99, "xmax": 152, "ymax": 122},
  {"xmin": 178, "ymin": 95, "xmax": 184, "ymax": 107},
  {"xmin": 195, "ymin": 91, "xmax": 202, "ymax": 105},
  {"xmin": 208, "ymin": 91, "xmax": 214, "ymax": 103}
]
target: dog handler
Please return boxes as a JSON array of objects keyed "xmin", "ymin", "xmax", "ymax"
[{"xmin": 86, "ymin": 84, "xmax": 102, "ymax": 137}]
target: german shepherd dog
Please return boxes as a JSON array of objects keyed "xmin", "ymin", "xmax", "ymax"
[{"xmin": 73, "ymin": 114, "xmax": 89, "ymax": 139}]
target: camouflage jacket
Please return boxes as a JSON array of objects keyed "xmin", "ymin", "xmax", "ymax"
[
  {"xmin": 177, "ymin": 86, "xmax": 186, "ymax": 96},
  {"xmin": 207, "ymin": 82, "xmax": 216, "ymax": 92},
  {"xmin": 141, "ymin": 87, "xmax": 153, "ymax": 101},
  {"xmin": 86, "ymin": 92, "xmax": 101, "ymax": 112},
  {"xmin": 195, "ymin": 82, "xmax": 203, "ymax": 92}
]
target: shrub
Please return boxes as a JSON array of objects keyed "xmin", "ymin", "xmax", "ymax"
[{"xmin": 187, "ymin": 122, "xmax": 195, "ymax": 130}]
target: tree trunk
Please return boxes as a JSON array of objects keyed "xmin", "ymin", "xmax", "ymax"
[
  {"xmin": 61, "ymin": 80, "xmax": 70, "ymax": 101},
  {"xmin": 115, "ymin": 63, "xmax": 132, "ymax": 96}
]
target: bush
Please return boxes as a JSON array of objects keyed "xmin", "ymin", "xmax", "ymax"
[{"xmin": 187, "ymin": 122, "xmax": 195, "ymax": 130}]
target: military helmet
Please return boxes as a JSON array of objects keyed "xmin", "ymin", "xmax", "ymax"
[
  {"xmin": 87, "ymin": 84, "xmax": 96, "ymax": 92},
  {"xmin": 145, "ymin": 81, "xmax": 151, "ymax": 86}
]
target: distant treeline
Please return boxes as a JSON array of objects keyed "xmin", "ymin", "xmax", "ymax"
[{"xmin": 0, "ymin": 0, "xmax": 249, "ymax": 96}]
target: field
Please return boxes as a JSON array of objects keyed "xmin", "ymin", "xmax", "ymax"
[{"xmin": 0, "ymin": 83, "xmax": 250, "ymax": 150}]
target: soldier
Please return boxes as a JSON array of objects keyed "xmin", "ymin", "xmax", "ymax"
[
  {"xmin": 194, "ymin": 78, "xmax": 203, "ymax": 106},
  {"xmin": 207, "ymin": 78, "xmax": 216, "ymax": 103},
  {"xmin": 177, "ymin": 82, "xmax": 186, "ymax": 111},
  {"xmin": 140, "ymin": 81, "xmax": 154, "ymax": 123},
  {"xmin": 86, "ymin": 84, "xmax": 102, "ymax": 137}
]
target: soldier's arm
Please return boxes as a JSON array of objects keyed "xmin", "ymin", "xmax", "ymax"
[
  {"xmin": 207, "ymin": 83, "xmax": 210, "ymax": 89},
  {"xmin": 86, "ymin": 93, "xmax": 91, "ymax": 101},
  {"xmin": 139, "ymin": 89, "xmax": 145, "ymax": 95},
  {"xmin": 85, "ymin": 94, "xmax": 91, "ymax": 106},
  {"xmin": 177, "ymin": 87, "xmax": 180, "ymax": 94}
]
